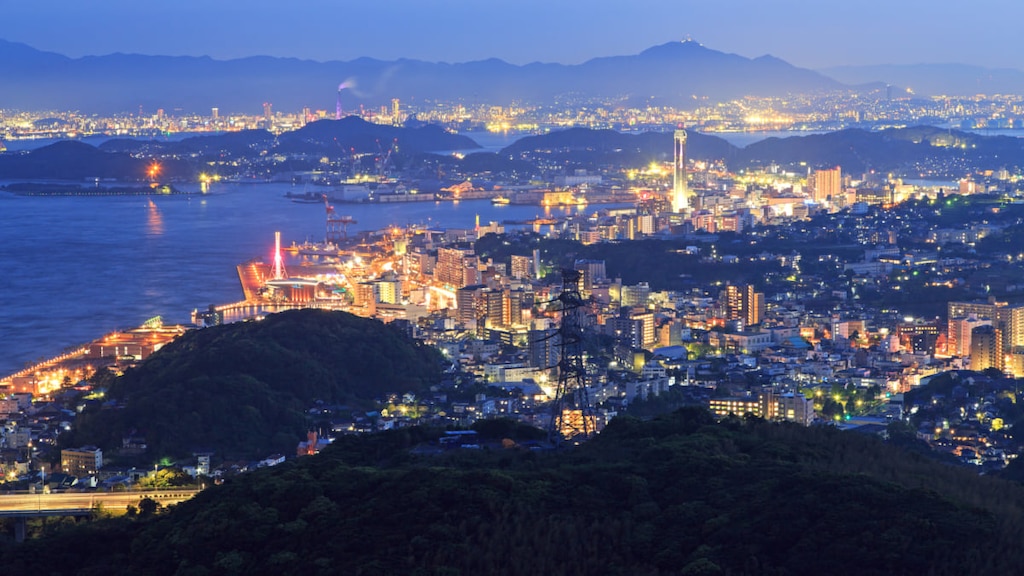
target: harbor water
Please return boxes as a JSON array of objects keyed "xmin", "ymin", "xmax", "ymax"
[{"xmin": 0, "ymin": 182, "xmax": 603, "ymax": 376}]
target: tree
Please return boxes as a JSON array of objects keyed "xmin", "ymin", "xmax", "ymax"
[{"xmin": 137, "ymin": 497, "xmax": 160, "ymax": 518}]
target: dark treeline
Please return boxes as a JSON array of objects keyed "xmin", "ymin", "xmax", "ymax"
[
  {"xmin": 9, "ymin": 409, "xmax": 1024, "ymax": 575},
  {"xmin": 476, "ymin": 234, "xmax": 782, "ymax": 292}
]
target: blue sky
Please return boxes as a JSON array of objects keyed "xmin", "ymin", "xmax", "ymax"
[{"xmin": 0, "ymin": 0, "xmax": 1019, "ymax": 69}]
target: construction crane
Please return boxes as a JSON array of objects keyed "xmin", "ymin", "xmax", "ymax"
[{"xmin": 375, "ymin": 138, "xmax": 398, "ymax": 182}]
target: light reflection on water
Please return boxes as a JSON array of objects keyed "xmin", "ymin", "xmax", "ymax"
[
  {"xmin": 0, "ymin": 182, "xmax": 627, "ymax": 375},
  {"xmin": 146, "ymin": 199, "xmax": 164, "ymax": 236}
]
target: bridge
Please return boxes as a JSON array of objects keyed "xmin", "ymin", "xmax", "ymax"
[{"xmin": 0, "ymin": 489, "xmax": 200, "ymax": 542}]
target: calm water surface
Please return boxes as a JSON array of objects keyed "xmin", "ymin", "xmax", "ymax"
[{"xmin": 0, "ymin": 182, "xmax": 599, "ymax": 375}]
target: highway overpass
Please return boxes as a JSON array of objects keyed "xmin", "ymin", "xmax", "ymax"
[{"xmin": 0, "ymin": 489, "xmax": 200, "ymax": 542}]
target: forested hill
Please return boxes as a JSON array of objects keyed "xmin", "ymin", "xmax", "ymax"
[
  {"xmin": 18, "ymin": 409, "xmax": 1024, "ymax": 575},
  {"xmin": 62, "ymin": 309, "xmax": 444, "ymax": 460}
]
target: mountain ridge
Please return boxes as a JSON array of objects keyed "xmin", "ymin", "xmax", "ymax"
[{"xmin": 0, "ymin": 39, "xmax": 842, "ymax": 114}]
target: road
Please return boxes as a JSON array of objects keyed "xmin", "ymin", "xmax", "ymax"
[{"xmin": 0, "ymin": 489, "xmax": 200, "ymax": 516}]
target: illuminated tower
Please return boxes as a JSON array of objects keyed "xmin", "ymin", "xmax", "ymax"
[
  {"xmin": 336, "ymin": 89, "xmax": 343, "ymax": 120},
  {"xmin": 391, "ymin": 98, "xmax": 400, "ymax": 119},
  {"xmin": 271, "ymin": 231, "xmax": 287, "ymax": 280},
  {"xmin": 672, "ymin": 129, "xmax": 688, "ymax": 212}
]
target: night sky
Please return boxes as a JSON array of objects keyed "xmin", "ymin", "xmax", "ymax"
[{"xmin": 1, "ymin": 0, "xmax": 1020, "ymax": 69}]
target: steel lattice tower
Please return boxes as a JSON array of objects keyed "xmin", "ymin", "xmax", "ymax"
[{"xmin": 549, "ymin": 268, "xmax": 594, "ymax": 443}]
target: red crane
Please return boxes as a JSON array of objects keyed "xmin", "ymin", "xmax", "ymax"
[{"xmin": 325, "ymin": 198, "xmax": 357, "ymax": 242}]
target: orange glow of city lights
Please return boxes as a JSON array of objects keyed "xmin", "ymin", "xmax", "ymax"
[{"xmin": 147, "ymin": 162, "xmax": 162, "ymax": 179}]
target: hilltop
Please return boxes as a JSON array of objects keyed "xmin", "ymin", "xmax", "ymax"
[{"xmin": 60, "ymin": 309, "xmax": 444, "ymax": 460}]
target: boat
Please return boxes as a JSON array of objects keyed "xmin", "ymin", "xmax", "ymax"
[
  {"xmin": 491, "ymin": 195, "xmax": 510, "ymax": 205},
  {"xmin": 286, "ymin": 191, "xmax": 327, "ymax": 204}
]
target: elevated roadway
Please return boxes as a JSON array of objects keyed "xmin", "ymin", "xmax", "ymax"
[{"xmin": 0, "ymin": 489, "xmax": 200, "ymax": 541}]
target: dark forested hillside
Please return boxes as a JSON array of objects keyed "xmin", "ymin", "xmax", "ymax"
[
  {"xmin": 15, "ymin": 409, "xmax": 1024, "ymax": 575},
  {"xmin": 62, "ymin": 309, "xmax": 443, "ymax": 460}
]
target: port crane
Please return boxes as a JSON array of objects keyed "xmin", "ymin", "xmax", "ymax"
[
  {"xmin": 325, "ymin": 197, "xmax": 356, "ymax": 243},
  {"xmin": 375, "ymin": 138, "xmax": 398, "ymax": 182}
]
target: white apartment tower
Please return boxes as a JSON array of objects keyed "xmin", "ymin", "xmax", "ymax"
[{"xmin": 672, "ymin": 129, "xmax": 688, "ymax": 212}]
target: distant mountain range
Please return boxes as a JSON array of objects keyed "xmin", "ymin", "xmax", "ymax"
[
  {"xmin": 0, "ymin": 39, "xmax": 842, "ymax": 114},
  {"xmin": 4, "ymin": 39, "xmax": 1024, "ymax": 116}
]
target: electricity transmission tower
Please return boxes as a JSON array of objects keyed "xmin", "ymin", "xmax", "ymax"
[{"xmin": 548, "ymin": 268, "xmax": 594, "ymax": 444}]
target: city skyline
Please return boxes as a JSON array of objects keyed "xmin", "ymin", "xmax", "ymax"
[{"xmin": 2, "ymin": 0, "xmax": 1023, "ymax": 70}]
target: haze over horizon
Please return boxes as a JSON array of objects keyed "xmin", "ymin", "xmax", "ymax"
[{"xmin": 1, "ymin": 0, "xmax": 1021, "ymax": 71}]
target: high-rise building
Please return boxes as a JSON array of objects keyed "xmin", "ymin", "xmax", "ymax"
[
  {"xmin": 456, "ymin": 285, "xmax": 487, "ymax": 326},
  {"xmin": 606, "ymin": 316, "xmax": 644, "ymax": 349},
  {"xmin": 672, "ymin": 129, "xmax": 688, "ymax": 212},
  {"xmin": 503, "ymin": 289, "xmax": 524, "ymax": 326},
  {"xmin": 373, "ymin": 277, "xmax": 402, "ymax": 304},
  {"xmin": 263, "ymin": 102, "xmax": 272, "ymax": 121},
  {"xmin": 725, "ymin": 284, "xmax": 764, "ymax": 327},
  {"xmin": 947, "ymin": 315, "xmax": 991, "ymax": 357},
  {"xmin": 948, "ymin": 300, "xmax": 1024, "ymax": 354},
  {"xmin": 636, "ymin": 214, "xmax": 654, "ymax": 235},
  {"xmin": 621, "ymin": 282, "xmax": 650, "ymax": 307},
  {"xmin": 971, "ymin": 325, "xmax": 1004, "ymax": 372},
  {"xmin": 211, "ymin": 107, "xmax": 219, "ymax": 120},
  {"xmin": 355, "ymin": 282, "xmax": 376, "ymax": 314},
  {"xmin": 510, "ymin": 254, "xmax": 531, "ymax": 280},
  {"xmin": 528, "ymin": 328, "xmax": 559, "ymax": 369},
  {"xmin": 483, "ymin": 289, "xmax": 504, "ymax": 328},
  {"xmin": 812, "ymin": 166, "xmax": 841, "ymax": 203},
  {"xmin": 436, "ymin": 247, "xmax": 474, "ymax": 288},
  {"xmin": 574, "ymin": 259, "xmax": 606, "ymax": 292},
  {"xmin": 391, "ymin": 98, "xmax": 401, "ymax": 119},
  {"xmin": 630, "ymin": 310, "xmax": 656, "ymax": 348}
]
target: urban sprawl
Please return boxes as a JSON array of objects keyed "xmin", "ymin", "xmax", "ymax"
[{"xmin": 4, "ymin": 90, "xmax": 1024, "ymax": 490}]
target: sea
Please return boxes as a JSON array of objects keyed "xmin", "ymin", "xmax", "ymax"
[{"xmin": 0, "ymin": 182, "xmax": 602, "ymax": 376}]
